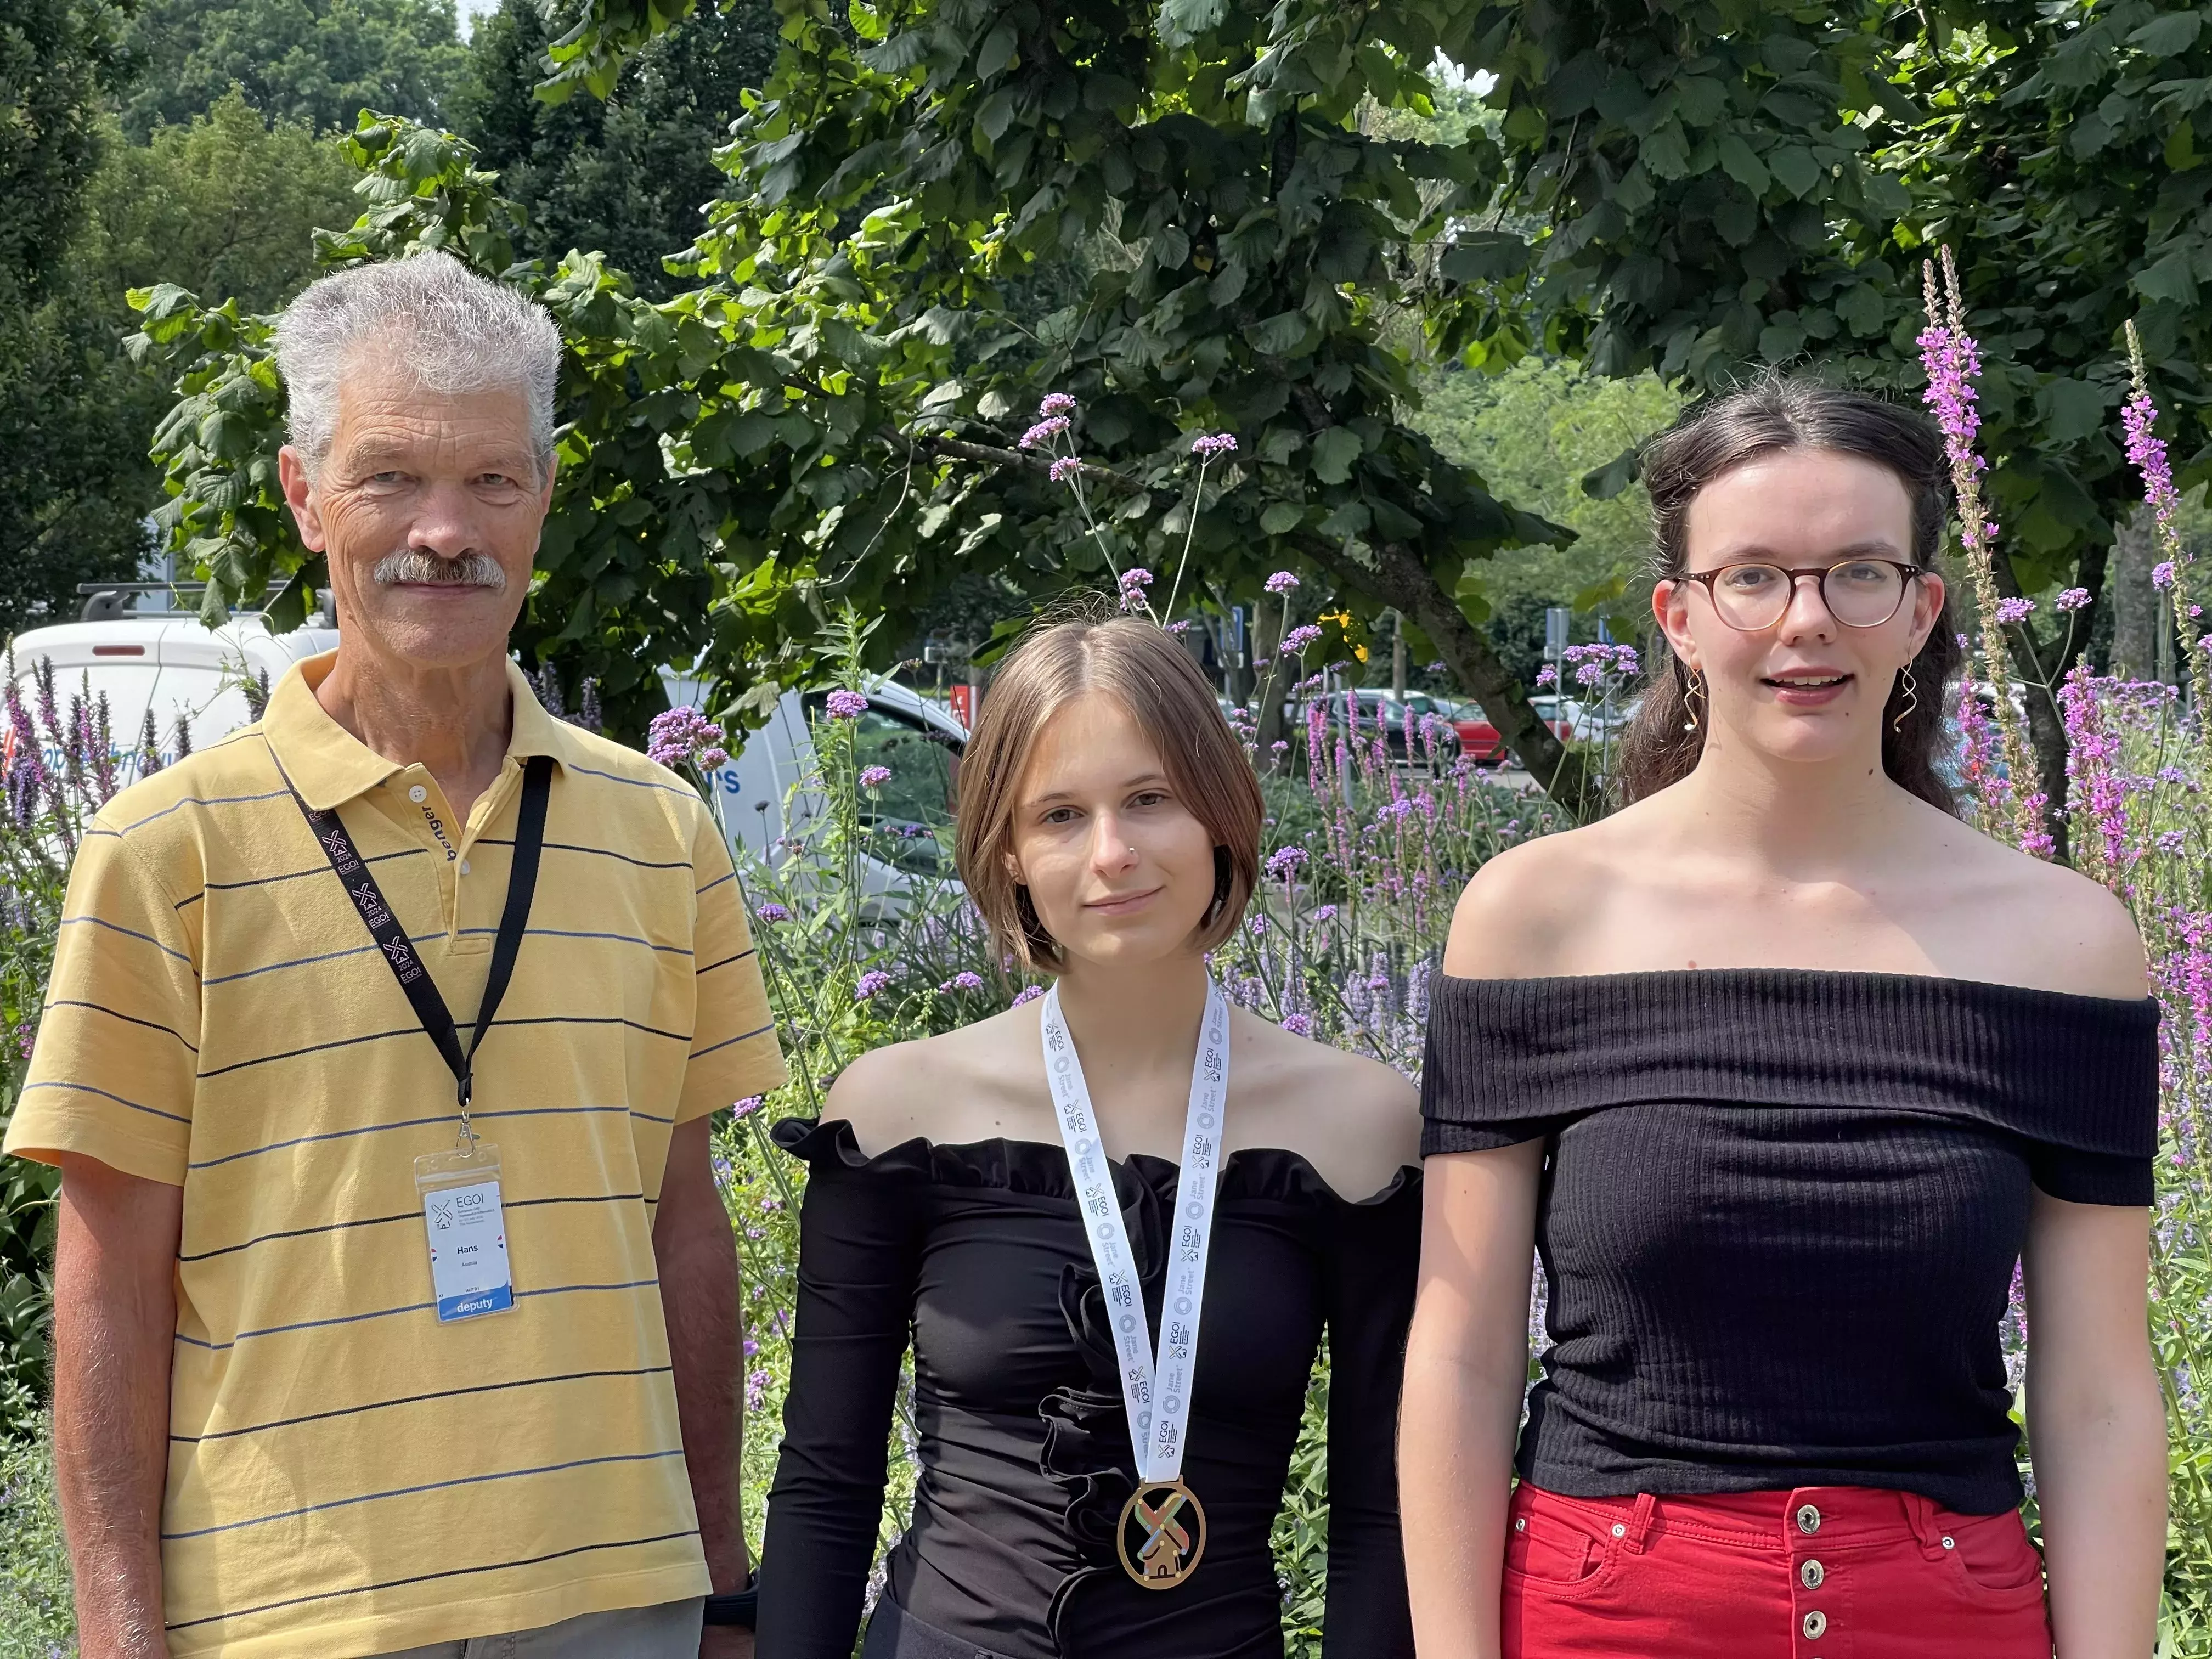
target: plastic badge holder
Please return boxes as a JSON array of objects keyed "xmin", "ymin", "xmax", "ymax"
[{"xmin": 416, "ymin": 1140, "xmax": 515, "ymax": 1322}]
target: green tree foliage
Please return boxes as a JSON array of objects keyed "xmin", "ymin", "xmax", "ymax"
[
  {"xmin": 456, "ymin": 0, "xmax": 779, "ymax": 301},
  {"xmin": 118, "ymin": 0, "xmax": 468, "ymax": 139},
  {"xmin": 1, "ymin": 0, "xmax": 142, "ymax": 634},
  {"xmin": 1413, "ymin": 359, "xmax": 1680, "ymax": 682},
  {"xmin": 131, "ymin": 0, "xmax": 2212, "ymax": 816},
  {"xmin": 2, "ymin": 96, "xmax": 364, "ymax": 635}
]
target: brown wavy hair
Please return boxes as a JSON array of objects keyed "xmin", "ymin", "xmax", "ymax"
[
  {"xmin": 1616, "ymin": 377, "xmax": 1964, "ymax": 814},
  {"xmin": 953, "ymin": 614, "xmax": 1264, "ymax": 974}
]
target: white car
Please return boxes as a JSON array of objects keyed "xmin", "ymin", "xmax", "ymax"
[{"xmin": 8, "ymin": 612, "xmax": 969, "ymax": 903}]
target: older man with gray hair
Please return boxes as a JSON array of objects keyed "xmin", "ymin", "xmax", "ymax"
[{"xmin": 7, "ymin": 252, "xmax": 780, "ymax": 1658}]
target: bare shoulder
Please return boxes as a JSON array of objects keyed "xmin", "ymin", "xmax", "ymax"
[
  {"xmin": 1445, "ymin": 808, "xmax": 1637, "ymax": 979},
  {"xmin": 827, "ymin": 1007, "xmax": 1049, "ymax": 1155},
  {"xmin": 1987, "ymin": 843, "xmax": 2148, "ymax": 1000},
  {"xmin": 1229, "ymin": 1011, "xmax": 1420, "ymax": 1201}
]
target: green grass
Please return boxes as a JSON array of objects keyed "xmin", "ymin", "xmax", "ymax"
[{"xmin": 0, "ymin": 1421, "xmax": 73, "ymax": 1658}]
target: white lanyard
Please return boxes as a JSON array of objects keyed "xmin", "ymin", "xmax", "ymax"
[{"xmin": 1039, "ymin": 979, "xmax": 1231, "ymax": 1485}]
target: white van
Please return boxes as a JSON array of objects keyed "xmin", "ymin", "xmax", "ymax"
[
  {"xmin": 660, "ymin": 667, "xmax": 967, "ymax": 900},
  {"xmin": 7, "ymin": 616, "xmax": 341, "ymax": 783},
  {"xmin": 8, "ymin": 614, "xmax": 968, "ymax": 898}
]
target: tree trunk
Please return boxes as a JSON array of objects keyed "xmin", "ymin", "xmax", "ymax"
[
  {"xmin": 2112, "ymin": 506, "xmax": 2158, "ymax": 682},
  {"xmin": 1304, "ymin": 534, "xmax": 1596, "ymax": 817}
]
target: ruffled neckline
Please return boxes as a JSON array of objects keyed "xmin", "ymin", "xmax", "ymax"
[{"xmin": 771, "ymin": 1115, "xmax": 1420, "ymax": 1209}]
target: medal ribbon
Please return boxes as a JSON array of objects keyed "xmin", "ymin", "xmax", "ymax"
[{"xmin": 1040, "ymin": 979, "xmax": 1231, "ymax": 1486}]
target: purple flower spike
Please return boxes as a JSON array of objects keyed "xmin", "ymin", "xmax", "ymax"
[
  {"xmin": 825, "ymin": 689, "xmax": 868, "ymax": 720},
  {"xmin": 1282, "ymin": 1013, "xmax": 1313, "ymax": 1037},
  {"xmin": 2155, "ymin": 562, "xmax": 2177, "ymax": 592}
]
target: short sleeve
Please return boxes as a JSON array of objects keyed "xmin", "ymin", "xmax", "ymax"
[
  {"xmin": 5, "ymin": 824, "xmax": 202, "ymax": 1186},
  {"xmin": 1418, "ymin": 975, "xmax": 1573, "ymax": 1156},
  {"xmin": 676, "ymin": 806, "xmax": 787, "ymax": 1121}
]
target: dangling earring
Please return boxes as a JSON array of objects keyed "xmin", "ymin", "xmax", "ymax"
[
  {"xmin": 1892, "ymin": 664, "xmax": 1920, "ymax": 733},
  {"xmin": 1682, "ymin": 667, "xmax": 1706, "ymax": 733}
]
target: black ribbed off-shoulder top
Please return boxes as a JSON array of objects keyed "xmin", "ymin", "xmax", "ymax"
[{"xmin": 1419, "ymin": 968, "xmax": 2160, "ymax": 1515}]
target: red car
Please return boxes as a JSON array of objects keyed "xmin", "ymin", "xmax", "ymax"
[{"xmin": 1397, "ymin": 691, "xmax": 1506, "ymax": 764}]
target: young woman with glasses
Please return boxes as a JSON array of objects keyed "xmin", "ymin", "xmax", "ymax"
[
  {"xmin": 757, "ymin": 616, "xmax": 1423, "ymax": 1658},
  {"xmin": 1400, "ymin": 380, "xmax": 2164, "ymax": 1658}
]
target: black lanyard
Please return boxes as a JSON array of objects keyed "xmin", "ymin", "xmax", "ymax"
[{"xmin": 289, "ymin": 755, "xmax": 553, "ymax": 1115}]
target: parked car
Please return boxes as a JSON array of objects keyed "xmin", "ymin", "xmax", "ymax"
[
  {"xmin": 1387, "ymin": 690, "xmax": 1505, "ymax": 764},
  {"xmin": 1288, "ymin": 688, "xmax": 1463, "ymax": 769}
]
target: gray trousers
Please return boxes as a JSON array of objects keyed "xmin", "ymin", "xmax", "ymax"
[{"xmin": 377, "ymin": 1597, "xmax": 704, "ymax": 1658}]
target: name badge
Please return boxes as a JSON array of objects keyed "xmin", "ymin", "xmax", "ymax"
[{"xmin": 416, "ymin": 1143, "xmax": 515, "ymax": 1322}]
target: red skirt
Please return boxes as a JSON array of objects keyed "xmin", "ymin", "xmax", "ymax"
[{"xmin": 1502, "ymin": 1482, "xmax": 2052, "ymax": 1658}]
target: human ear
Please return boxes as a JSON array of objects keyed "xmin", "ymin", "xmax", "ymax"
[
  {"xmin": 1653, "ymin": 573, "xmax": 1700, "ymax": 673},
  {"xmin": 278, "ymin": 447, "xmax": 329, "ymax": 552},
  {"xmin": 1902, "ymin": 569, "xmax": 1946, "ymax": 659}
]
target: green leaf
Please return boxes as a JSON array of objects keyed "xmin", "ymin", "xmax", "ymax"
[
  {"xmin": 1248, "ymin": 312, "xmax": 1313, "ymax": 356},
  {"xmin": 1156, "ymin": 0, "xmax": 1227, "ymax": 46},
  {"xmin": 1835, "ymin": 283, "xmax": 1887, "ymax": 336},
  {"xmin": 2039, "ymin": 377, "xmax": 2109, "ymax": 443},
  {"xmin": 2168, "ymin": 119, "xmax": 2199, "ymax": 172},
  {"xmin": 1640, "ymin": 121, "xmax": 1692, "ymax": 180},
  {"xmin": 976, "ymin": 24, "xmax": 1018, "ymax": 81},
  {"xmin": 1317, "ymin": 500, "xmax": 1370, "ymax": 539},
  {"xmin": 1581, "ymin": 447, "xmax": 1639, "ymax": 500},
  {"xmin": 1260, "ymin": 501, "xmax": 1305, "ymax": 535},
  {"xmin": 1717, "ymin": 135, "xmax": 1771, "ymax": 196},
  {"xmin": 1312, "ymin": 427, "xmax": 1362, "ymax": 484},
  {"xmin": 2131, "ymin": 13, "xmax": 2203, "ymax": 55},
  {"xmin": 2136, "ymin": 247, "xmax": 2201, "ymax": 306},
  {"xmin": 1768, "ymin": 146, "xmax": 1821, "ymax": 199},
  {"xmin": 1440, "ymin": 231, "xmax": 1531, "ymax": 283}
]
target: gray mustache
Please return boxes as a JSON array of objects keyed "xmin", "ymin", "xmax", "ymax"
[{"xmin": 370, "ymin": 550, "xmax": 508, "ymax": 591}]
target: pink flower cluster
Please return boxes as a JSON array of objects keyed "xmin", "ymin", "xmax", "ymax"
[
  {"xmin": 1265, "ymin": 570, "xmax": 1299, "ymax": 594},
  {"xmin": 1019, "ymin": 415, "xmax": 1070, "ymax": 450},
  {"xmin": 646, "ymin": 706, "xmax": 728, "ymax": 771},
  {"xmin": 1995, "ymin": 597, "xmax": 2035, "ymax": 625},
  {"xmin": 825, "ymin": 689, "xmax": 868, "ymax": 720},
  {"xmin": 1118, "ymin": 567, "xmax": 1154, "ymax": 614},
  {"xmin": 1281, "ymin": 624, "xmax": 1323, "ymax": 654},
  {"xmin": 1191, "ymin": 432, "xmax": 1237, "ymax": 459},
  {"xmin": 858, "ymin": 765, "xmax": 892, "ymax": 789}
]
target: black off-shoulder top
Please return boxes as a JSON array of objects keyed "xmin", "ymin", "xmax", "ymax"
[
  {"xmin": 756, "ymin": 1119, "xmax": 1422, "ymax": 1659},
  {"xmin": 1420, "ymin": 968, "xmax": 2162, "ymax": 1515}
]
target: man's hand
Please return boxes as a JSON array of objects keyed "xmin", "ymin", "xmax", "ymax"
[
  {"xmin": 52, "ymin": 1154, "xmax": 184, "ymax": 1659},
  {"xmin": 654, "ymin": 1119, "xmax": 754, "ymax": 1646}
]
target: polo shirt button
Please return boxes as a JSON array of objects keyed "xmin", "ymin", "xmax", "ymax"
[
  {"xmin": 459, "ymin": 860, "xmax": 471, "ymax": 875},
  {"xmin": 408, "ymin": 785, "xmax": 427, "ymax": 803},
  {"xmin": 1800, "ymin": 1558, "xmax": 1823, "ymax": 1588},
  {"xmin": 1610, "ymin": 1523, "xmax": 1625, "ymax": 1537},
  {"xmin": 1796, "ymin": 1503, "xmax": 1821, "ymax": 1534},
  {"xmin": 1802, "ymin": 1609, "xmax": 1826, "ymax": 1639}
]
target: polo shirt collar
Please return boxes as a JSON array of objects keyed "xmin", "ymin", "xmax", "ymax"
[{"xmin": 264, "ymin": 651, "xmax": 583, "ymax": 811}]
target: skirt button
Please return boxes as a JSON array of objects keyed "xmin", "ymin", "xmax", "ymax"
[
  {"xmin": 1803, "ymin": 1610, "xmax": 1827, "ymax": 1639},
  {"xmin": 1796, "ymin": 1503, "xmax": 1821, "ymax": 1534},
  {"xmin": 1800, "ymin": 1558, "xmax": 1824, "ymax": 1589}
]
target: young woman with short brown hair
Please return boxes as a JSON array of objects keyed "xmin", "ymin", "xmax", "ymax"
[{"xmin": 758, "ymin": 617, "xmax": 1423, "ymax": 1658}]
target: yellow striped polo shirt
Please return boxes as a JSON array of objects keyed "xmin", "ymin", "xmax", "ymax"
[{"xmin": 5, "ymin": 652, "xmax": 786, "ymax": 1659}]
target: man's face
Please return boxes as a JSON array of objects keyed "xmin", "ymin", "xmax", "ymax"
[{"xmin": 279, "ymin": 358, "xmax": 553, "ymax": 669}]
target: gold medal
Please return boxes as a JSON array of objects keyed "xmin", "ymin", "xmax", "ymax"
[{"xmin": 1117, "ymin": 1478, "xmax": 1206, "ymax": 1589}]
